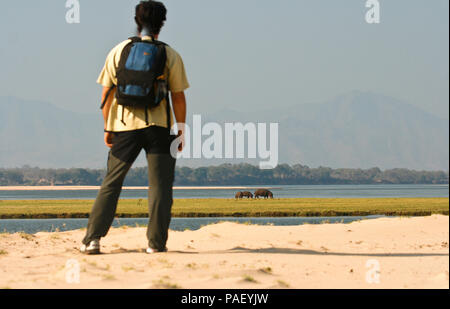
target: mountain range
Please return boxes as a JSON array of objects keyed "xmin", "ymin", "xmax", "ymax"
[{"xmin": 0, "ymin": 91, "xmax": 448, "ymax": 170}]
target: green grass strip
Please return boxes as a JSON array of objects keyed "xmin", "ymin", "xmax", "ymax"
[{"xmin": 0, "ymin": 198, "xmax": 448, "ymax": 219}]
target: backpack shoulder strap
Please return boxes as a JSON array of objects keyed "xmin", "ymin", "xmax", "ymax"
[
  {"xmin": 100, "ymin": 85, "xmax": 116, "ymax": 110},
  {"xmin": 128, "ymin": 36, "xmax": 142, "ymax": 43},
  {"xmin": 153, "ymin": 40, "xmax": 169, "ymax": 46},
  {"xmin": 129, "ymin": 35, "xmax": 169, "ymax": 47}
]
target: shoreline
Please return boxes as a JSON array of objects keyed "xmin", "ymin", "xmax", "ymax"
[
  {"xmin": 0, "ymin": 184, "xmax": 447, "ymax": 191},
  {"xmin": 1, "ymin": 212, "xmax": 448, "ymax": 220},
  {"xmin": 0, "ymin": 186, "xmax": 280, "ymax": 191}
]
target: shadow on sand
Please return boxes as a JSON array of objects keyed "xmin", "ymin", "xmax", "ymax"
[
  {"xmin": 221, "ymin": 246, "xmax": 449, "ymax": 257},
  {"xmin": 97, "ymin": 246, "xmax": 448, "ymax": 257}
]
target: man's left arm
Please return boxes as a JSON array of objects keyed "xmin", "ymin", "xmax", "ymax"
[{"xmin": 171, "ymin": 91, "xmax": 186, "ymax": 151}]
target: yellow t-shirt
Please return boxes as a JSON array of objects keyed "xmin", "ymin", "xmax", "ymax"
[{"xmin": 97, "ymin": 36, "xmax": 189, "ymax": 132}]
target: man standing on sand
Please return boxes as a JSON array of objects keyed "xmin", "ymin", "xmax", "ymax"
[{"xmin": 80, "ymin": 0, "xmax": 189, "ymax": 254}]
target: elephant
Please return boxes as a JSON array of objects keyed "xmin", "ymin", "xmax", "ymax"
[
  {"xmin": 241, "ymin": 191, "xmax": 253, "ymax": 198},
  {"xmin": 235, "ymin": 191, "xmax": 243, "ymax": 199},
  {"xmin": 254, "ymin": 189, "xmax": 274, "ymax": 199}
]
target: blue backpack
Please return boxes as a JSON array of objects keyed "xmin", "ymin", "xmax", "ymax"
[{"xmin": 100, "ymin": 36, "xmax": 170, "ymax": 127}]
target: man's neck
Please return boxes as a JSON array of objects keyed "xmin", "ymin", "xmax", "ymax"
[{"xmin": 140, "ymin": 31, "xmax": 158, "ymax": 40}]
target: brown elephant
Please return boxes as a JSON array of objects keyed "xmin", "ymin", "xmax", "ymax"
[
  {"xmin": 235, "ymin": 191, "xmax": 243, "ymax": 199},
  {"xmin": 254, "ymin": 189, "xmax": 273, "ymax": 199},
  {"xmin": 241, "ymin": 191, "xmax": 253, "ymax": 198}
]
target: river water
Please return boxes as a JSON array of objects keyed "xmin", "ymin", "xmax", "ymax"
[
  {"xmin": 0, "ymin": 216, "xmax": 385, "ymax": 234},
  {"xmin": 0, "ymin": 184, "xmax": 447, "ymax": 200}
]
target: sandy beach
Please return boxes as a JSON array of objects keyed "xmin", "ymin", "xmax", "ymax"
[{"xmin": 0, "ymin": 215, "xmax": 448, "ymax": 289}]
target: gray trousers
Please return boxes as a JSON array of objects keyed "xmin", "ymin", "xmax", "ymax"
[{"xmin": 82, "ymin": 126, "xmax": 176, "ymax": 251}]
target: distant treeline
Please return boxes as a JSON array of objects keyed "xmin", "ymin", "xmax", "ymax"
[{"xmin": 0, "ymin": 164, "xmax": 448, "ymax": 186}]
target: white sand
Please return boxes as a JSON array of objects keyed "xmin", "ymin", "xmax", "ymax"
[{"xmin": 0, "ymin": 215, "xmax": 448, "ymax": 289}]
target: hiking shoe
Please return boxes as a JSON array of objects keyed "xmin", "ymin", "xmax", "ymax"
[
  {"xmin": 146, "ymin": 247, "xmax": 167, "ymax": 254},
  {"xmin": 80, "ymin": 239, "xmax": 100, "ymax": 255}
]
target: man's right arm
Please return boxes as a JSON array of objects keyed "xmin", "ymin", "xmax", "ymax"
[{"xmin": 101, "ymin": 86, "xmax": 115, "ymax": 148}]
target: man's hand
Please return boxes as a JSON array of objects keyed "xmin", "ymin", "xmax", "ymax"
[
  {"xmin": 171, "ymin": 91, "xmax": 186, "ymax": 153},
  {"xmin": 177, "ymin": 130, "xmax": 184, "ymax": 152},
  {"xmin": 104, "ymin": 132, "xmax": 114, "ymax": 148}
]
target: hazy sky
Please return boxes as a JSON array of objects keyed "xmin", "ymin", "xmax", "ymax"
[{"xmin": 0, "ymin": 0, "xmax": 448, "ymax": 119}]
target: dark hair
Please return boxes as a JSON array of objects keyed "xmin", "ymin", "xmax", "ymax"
[{"xmin": 135, "ymin": 1, "xmax": 167, "ymax": 35}]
